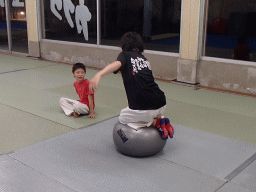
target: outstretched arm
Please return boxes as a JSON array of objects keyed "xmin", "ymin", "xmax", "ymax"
[
  {"xmin": 89, "ymin": 61, "xmax": 122, "ymax": 92},
  {"xmin": 87, "ymin": 94, "xmax": 96, "ymax": 119}
]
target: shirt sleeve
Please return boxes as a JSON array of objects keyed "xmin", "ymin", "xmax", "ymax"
[
  {"xmin": 114, "ymin": 52, "xmax": 126, "ymax": 74},
  {"xmin": 87, "ymin": 90, "xmax": 94, "ymax": 95}
]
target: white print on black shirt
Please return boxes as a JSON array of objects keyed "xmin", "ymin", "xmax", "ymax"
[{"xmin": 131, "ymin": 57, "xmax": 151, "ymax": 73}]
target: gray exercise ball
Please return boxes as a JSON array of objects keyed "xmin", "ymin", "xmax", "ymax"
[{"xmin": 113, "ymin": 122, "xmax": 167, "ymax": 157}]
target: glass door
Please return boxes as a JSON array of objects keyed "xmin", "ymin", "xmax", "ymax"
[
  {"xmin": 0, "ymin": 0, "xmax": 28, "ymax": 53},
  {"xmin": 0, "ymin": 1, "xmax": 8, "ymax": 51},
  {"xmin": 10, "ymin": 0, "xmax": 28, "ymax": 53}
]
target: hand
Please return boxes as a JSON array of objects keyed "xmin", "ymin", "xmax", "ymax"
[
  {"xmin": 88, "ymin": 113, "xmax": 96, "ymax": 119},
  {"xmin": 89, "ymin": 74, "xmax": 101, "ymax": 92},
  {"xmin": 89, "ymin": 61, "xmax": 122, "ymax": 92}
]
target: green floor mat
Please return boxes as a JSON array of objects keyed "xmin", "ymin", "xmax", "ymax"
[
  {"xmin": 163, "ymin": 100, "xmax": 256, "ymax": 145},
  {"xmin": 0, "ymin": 65, "xmax": 74, "ymax": 89},
  {"xmin": 2, "ymin": 63, "xmax": 254, "ymax": 119},
  {"xmin": 158, "ymin": 81, "xmax": 256, "ymax": 118},
  {"xmin": 0, "ymin": 64, "xmax": 123, "ymax": 90},
  {"xmin": 0, "ymin": 53, "xmax": 55, "ymax": 73},
  {"xmin": 0, "ymin": 62, "xmax": 126, "ymax": 129},
  {"xmin": 0, "ymin": 79, "xmax": 125, "ymax": 129},
  {"xmin": 1, "ymin": 57, "xmax": 256, "ymax": 145},
  {"xmin": 0, "ymin": 103, "xmax": 73, "ymax": 154}
]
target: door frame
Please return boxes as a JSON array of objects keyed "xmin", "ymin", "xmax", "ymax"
[{"xmin": 3, "ymin": 0, "xmax": 28, "ymax": 55}]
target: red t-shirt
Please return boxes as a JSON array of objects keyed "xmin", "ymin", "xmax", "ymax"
[{"xmin": 74, "ymin": 79, "xmax": 95, "ymax": 109}]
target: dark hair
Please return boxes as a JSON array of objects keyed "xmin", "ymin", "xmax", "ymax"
[
  {"xmin": 120, "ymin": 32, "xmax": 144, "ymax": 53},
  {"xmin": 72, "ymin": 63, "xmax": 86, "ymax": 73}
]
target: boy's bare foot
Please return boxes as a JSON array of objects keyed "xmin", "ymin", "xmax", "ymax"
[{"xmin": 73, "ymin": 112, "xmax": 80, "ymax": 118}]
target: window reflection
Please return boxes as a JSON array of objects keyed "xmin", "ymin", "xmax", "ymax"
[
  {"xmin": 43, "ymin": 0, "xmax": 181, "ymax": 52},
  {"xmin": 10, "ymin": 0, "xmax": 28, "ymax": 53},
  {"xmin": 101, "ymin": 0, "xmax": 181, "ymax": 53},
  {"xmin": 43, "ymin": 0, "xmax": 97, "ymax": 44},
  {"xmin": 0, "ymin": 5, "xmax": 8, "ymax": 50},
  {"xmin": 205, "ymin": 0, "xmax": 256, "ymax": 62}
]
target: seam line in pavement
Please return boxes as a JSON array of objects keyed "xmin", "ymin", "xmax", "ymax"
[
  {"xmin": 224, "ymin": 152, "xmax": 256, "ymax": 181},
  {"xmin": 0, "ymin": 64, "xmax": 57, "ymax": 75}
]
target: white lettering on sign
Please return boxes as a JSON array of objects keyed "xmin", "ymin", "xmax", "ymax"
[
  {"xmin": 51, "ymin": 0, "xmax": 63, "ymax": 20},
  {"xmin": 12, "ymin": 0, "xmax": 24, "ymax": 7},
  {"xmin": 63, "ymin": 0, "xmax": 75, "ymax": 28},
  {"xmin": 0, "ymin": 0, "xmax": 25, "ymax": 8},
  {"xmin": 0, "ymin": 0, "xmax": 4, "ymax": 8},
  {"xmin": 75, "ymin": 0, "xmax": 91, "ymax": 40},
  {"xmin": 50, "ymin": 0, "xmax": 91, "ymax": 41}
]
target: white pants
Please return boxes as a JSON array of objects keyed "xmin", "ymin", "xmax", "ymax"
[
  {"xmin": 119, "ymin": 105, "xmax": 166, "ymax": 130},
  {"xmin": 59, "ymin": 97, "xmax": 89, "ymax": 116}
]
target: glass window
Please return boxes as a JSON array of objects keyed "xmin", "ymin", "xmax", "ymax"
[
  {"xmin": 205, "ymin": 0, "xmax": 256, "ymax": 62},
  {"xmin": 10, "ymin": 0, "xmax": 28, "ymax": 53},
  {"xmin": 0, "ymin": 2, "xmax": 8, "ymax": 51},
  {"xmin": 43, "ymin": 0, "xmax": 97, "ymax": 44},
  {"xmin": 101, "ymin": 0, "xmax": 181, "ymax": 53}
]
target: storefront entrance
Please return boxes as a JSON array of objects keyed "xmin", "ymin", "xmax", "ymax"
[{"xmin": 0, "ymin": 0, "xmax": 28, "ymax": 54}]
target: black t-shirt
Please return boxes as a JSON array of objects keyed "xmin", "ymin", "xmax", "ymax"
[{"xmin": 114, "ymin": 50, "xmax": 166, "ymax": 110}]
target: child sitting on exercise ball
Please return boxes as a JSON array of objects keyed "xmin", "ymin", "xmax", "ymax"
[{"xmin": 89, "ymin": 32, "xmax": 173, "ymax": 139}]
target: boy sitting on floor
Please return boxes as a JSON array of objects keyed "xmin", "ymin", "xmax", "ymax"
[
  {"xmin": 59, "ymin": 63, "xmax": 96, "ymax": 119},
  {"xmin": 89, "ymin": 32, "xmax": 173, "ymax": 139}
]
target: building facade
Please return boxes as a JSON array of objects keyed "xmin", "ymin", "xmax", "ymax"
[{"xmin": 1, "ymin": 0, "xmax": 256, "ymax": 95}]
